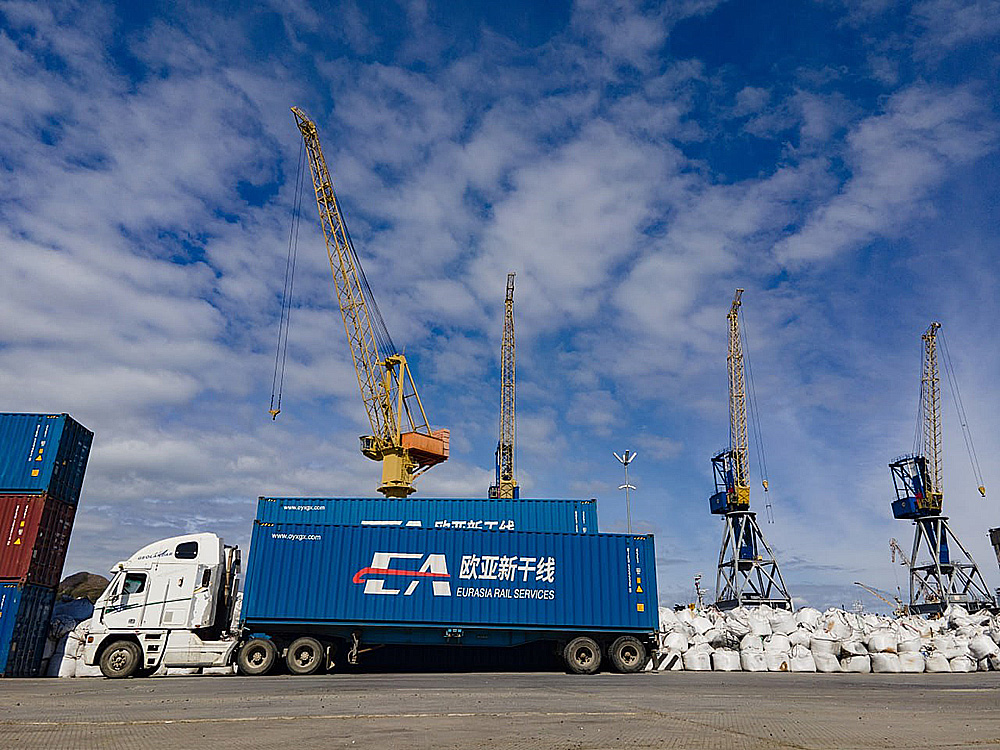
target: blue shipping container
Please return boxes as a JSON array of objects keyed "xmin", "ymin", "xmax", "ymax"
[
  {"xmin": 0, "ymin": 582, "xmax": 55, "ymax": 677},
  {"xmin": 242, "ymin": 523, "xmax": 657, "ymax": 639},
  {"xmin": 256, "ymin": 496, "xmax": 598, "ymax": 534},
  {"xmin": 0, "ymin": 414, "xmax": 93, "ymax": 505}
]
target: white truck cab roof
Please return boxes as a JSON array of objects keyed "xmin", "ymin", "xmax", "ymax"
[{"xmin": 113, "ymin": 532, "xmax": 224, "ymax": 572}]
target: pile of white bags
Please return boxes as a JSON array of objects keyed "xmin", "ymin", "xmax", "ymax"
[{"xmin": 654, "ymin": 603, "xmax": 1000, "ymax": 674}]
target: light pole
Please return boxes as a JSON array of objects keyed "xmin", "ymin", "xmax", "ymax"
[{"xmin": 614, "ymin": 450, "xmax": 637, "ymax": 533}]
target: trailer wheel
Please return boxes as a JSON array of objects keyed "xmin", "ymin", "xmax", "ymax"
[
  {"xmin": 563, "ymin": 636, "xmax": 601, "ymax": 675},
  {"xmin": 99, "ymin": 640, "xmax": 141, "ymax": 679},
  {"xmin": 608, "ymin": 636, "xmax": 646, "ymax": 673},
  {"xmin": 286, "ymin": 637, "xmax": 324, "ymax": 675},
  {"xmin": 237, "ymin": 638, "xmax": 277, "ymax": 676}
]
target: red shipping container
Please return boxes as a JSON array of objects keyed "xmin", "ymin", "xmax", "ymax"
[{"xmin": 0, "ymin": 494, "xmax": 76, "ymax": 588}]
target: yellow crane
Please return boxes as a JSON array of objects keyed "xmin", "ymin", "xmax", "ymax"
[
  {"xmin": 709, "ymin": 289, "xmax": 790, "ymax": 610},
  {"xmin": 291, "ymin": 106, "xmax": 449, "ymax": 498},
  {"xmin": 489, "ymin": 272, "xmax": 518, "ymax": 499},
  {"xmin": 888, "ymin": 321, "xmax": 991, "ymax": 612}
]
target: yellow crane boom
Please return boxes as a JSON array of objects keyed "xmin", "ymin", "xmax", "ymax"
[
  {"xmin": 489, "ymin": 272, "xmax": 517, "ymax": 499},
  {"xmin": 292, "ymin": 106, "xmax": 448, "ymax": 497},
  {"xmin": 920, "ymin": 322, "xmax": 944, "ymax": 510},
  {"xmin": 727, "ymin": 288, "xmax": 751, "ymax": 508}
]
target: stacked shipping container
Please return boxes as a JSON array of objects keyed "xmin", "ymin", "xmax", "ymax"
[{"xmin": 0, "ymin": 414, "xmax": 92, "ymax": 677}]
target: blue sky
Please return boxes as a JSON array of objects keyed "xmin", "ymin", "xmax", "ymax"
[{"xmin": 2, "ymin": 0, "xmax": 998, "ymax": 610}]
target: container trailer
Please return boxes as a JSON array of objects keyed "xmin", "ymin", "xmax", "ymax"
[
  {"xmin": 256, "ymin": 496, "xmax": 598, "ymax": 533},
  {"xmin": 83, "ymin": 525, "xmax": 657, "ymax": 678}
]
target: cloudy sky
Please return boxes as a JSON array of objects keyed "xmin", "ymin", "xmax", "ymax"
[{"xmin": 2, "ymin": 0, "xmax": 998, "ymax": 610}]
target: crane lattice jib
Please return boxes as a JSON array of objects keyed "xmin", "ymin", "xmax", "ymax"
[
  {"xmin": 727, "ymin": 289, "xmax": 750, "ymax": 502},
  {"xmin": 498, "ymin": 272, "xmax": 516, "ymax": 486},
  {"xmin": 292, "ymin": 107, "xmax": 397, "ymax": 445},
  {"xmin": 921, "ymin": 322, "xmax": 942, "ymax": 499}
]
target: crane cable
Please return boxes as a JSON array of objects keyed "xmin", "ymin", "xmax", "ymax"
[
  {"xmin": 939, "ymin": 330, "xmax": 987, "ymax": 497},
  {"xmin": 740, "ymin": 307, "xmax": 773, "ymax": 523},
  {"xmin": 269, "ymin": 138, "xmax": 306, "ymax": 420}
]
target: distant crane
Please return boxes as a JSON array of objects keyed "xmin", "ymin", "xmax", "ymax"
[
  {"xmin": 489, "ymin": 272, "xmax": 518, "ymax": 499},
  {"xmin": 853, "ymin": 581, "xmax": 906, "ymax": 616},
  {"xmin": 291, "ymin": 106, "xmax": 449, "ymax": 497},
  {"xmin": 709, "ymin": 289, "xmax": 791, "ymax": 610},
  {"xmin": 888, "ymin": 322, "xmax": 991, "ymax": 613}
]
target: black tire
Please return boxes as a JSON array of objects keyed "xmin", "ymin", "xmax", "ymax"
[
  {"xmin": 563, "ymin": 636, "xmax": 602, "ymax": 675},
  {"xmin": 286, "ymin": 637, "xmax": 324, "ymax": 675},
  {"xmin": 99, "ymin": 640, "xmax": 141, "ymax": 679},
  {"xmin": 608, "ymin": 636, "xmax": 646, "ymax": 673},
  {"xmin": 237, "ymin": 638, "xmax": 278, "ymax": 676}
]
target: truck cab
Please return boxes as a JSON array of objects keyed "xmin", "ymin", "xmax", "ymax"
[{"xmin": 83, "ymin": 533, "xmax": 242, "ymax": 678}]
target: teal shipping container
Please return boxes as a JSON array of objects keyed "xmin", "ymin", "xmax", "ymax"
[
  {"xmin": 0, "ymin": 582, "xmax": 55, "ymax": 677},
  {"xmin": 256, "ymin": 496, "xmax": 598, "ymax": 533},
  {"xmin": 0, "ymin": 414, "xmax": 93, "ymax": 505}
]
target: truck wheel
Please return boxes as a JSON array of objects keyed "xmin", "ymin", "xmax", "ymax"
[
  {"xmin": 99, "ymin": 640, "xmax": 141, "ymax": 679},
  {"xmin": 286, "ymin": 637, "xmax": 324, "ymax": 675},
  {"xmin": 608, "ymin": 636, "xmax": 646, "ymax": 673},
  {"xmin": 563, "ymin": 636, "xmax": 601, "ymax": 675},
  {"xmin": 238, "ymin": 638, "xmax": 277, "ymax": 676}
]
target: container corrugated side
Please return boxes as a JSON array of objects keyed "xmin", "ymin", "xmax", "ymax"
[
  {"xmin": 243, "ymin": 523, "xmax": 656, "ymax": 633},
  {"xmin": 255, "ymin": 497, "xmax": 598, "ymax": 534},
  {"xmin": 0, "ymin": 582, "xmax": 55, "ymax": 677},
  {"xmin": 0, "ymin": 494, "xmax": 76, "ymax": 588},
  {"xmin": 0, "ymin": 414, "xmax": 93, "ymax": 505}
]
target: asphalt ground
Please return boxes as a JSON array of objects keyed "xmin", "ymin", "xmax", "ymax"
[{"xmin": 1, "ymin": 672, "xmax": 998, "ymax": 749}]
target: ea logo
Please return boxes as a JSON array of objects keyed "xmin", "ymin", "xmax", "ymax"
[{"xmin": 352, "ymin": 552, "xmax": 452, "ymax": 596}]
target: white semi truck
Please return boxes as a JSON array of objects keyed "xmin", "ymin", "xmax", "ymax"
[
  {"xmin": 83, "ymin": 533, "xmax": 244, "ymax": 678},
  {"xmin": 85, "ymin": 525, "xmax": 658, "ymax": 678}
]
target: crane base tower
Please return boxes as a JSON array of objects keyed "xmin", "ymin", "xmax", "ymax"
[
  {"xmin": 904, "ymin": 515, "xmax": 993, "ymax": 614},
  {"xmin": 715, "ymin": 510, "xmax": 792, "ymax": 611}
]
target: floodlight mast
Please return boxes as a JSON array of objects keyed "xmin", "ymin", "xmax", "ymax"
[{"xmin": 614, "ymin": 450, "xmax": 637, "ymax": 533}]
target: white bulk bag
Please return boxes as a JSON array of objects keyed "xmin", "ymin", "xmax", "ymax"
[
  {"xmin": 789, "ymin": 629, "xmax": 811, "ymax": 648},
  {"xmin": 661, "ymin": 631, "xmax": 689, "ymax": 653},
  {"xmin": 870, "ymin": 653, "xmax": 901, "ymax": 673},
  {"xmin": 683, "ymin": 649, "xmax": 712, "ymax": 671},
  {"xmin": 810, "ymin": 635, "xmax": 841, "ymax": 657},
  {"xmin": 764, "ymin": 651, "xmax": 790, "ymax": 672},
  {"xmin": 898, "ymin": 652, "xmax": 925, "ymax": 673},
  {"xmin": 969, "ymin": 634, "xmax": 999, "ymax": 660},
  {"xmin": 771, "ymin": 615, "xmax": 798, "ymax": 636},
  {"xmin": 897, "ymin": 637, "xmax": 921, "ymax": 653},
  {"xmin": 658, "ymin": 607, "xmax": 681, "ymax": 631},
  {"xmin": 822, "ymin": 611, "xmax": 853, "ymax": 641},
  {"xmin": 740, "ymin": 651, "xmax": 768, "ymax": 672},
  {"xmin": 764, "ymin": 634, "xmax": 791, "ymax": 653},
  {"xmin": 711, "ymin": 649, "xmax": 741, "ymax": 672},
  {"xmin": 657, "ymin": 650, "xmax": 684, "ymax": 671},
  {"xmin": 841, "ymin": 640, "xmax": 867, "ymax": 656},
  {"xmin": 789, "ymin": 645, "xmax": 816, "ymax": 672},
  {"xmin": 866, "ymin": 631, "xmax": 898, "ymax": 654},
  {"xmin": 75, "ymin": 662, "xmax": 104, "ymax": 678},
  {"xmin": 691, "ymin": 615, "xmax": 714, "ymax": 635},
  {"xmin": 794, "ymin": 607, "xmax": 822, "ymax": 629},
  {"xmin": 813, "ymin": 652, "xmax": 842, "ymax": 672},
  {"xmin": 949, "ymin": 655, "xmax": 975, "ymax": 673},
  {"xmin": 739, "ymin": 634, "xmax": 764, "ymax": 652},
  {"xmin": 924, "ymin": 653, "xmax": 951, "ymax": 672},
  {"xmin": 748, "ymin": 613, "xmax": 772, "ymax": 637},
  {"xmin": 840, "ymin": 655, "xmax": 871, "ymax": 673}
]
